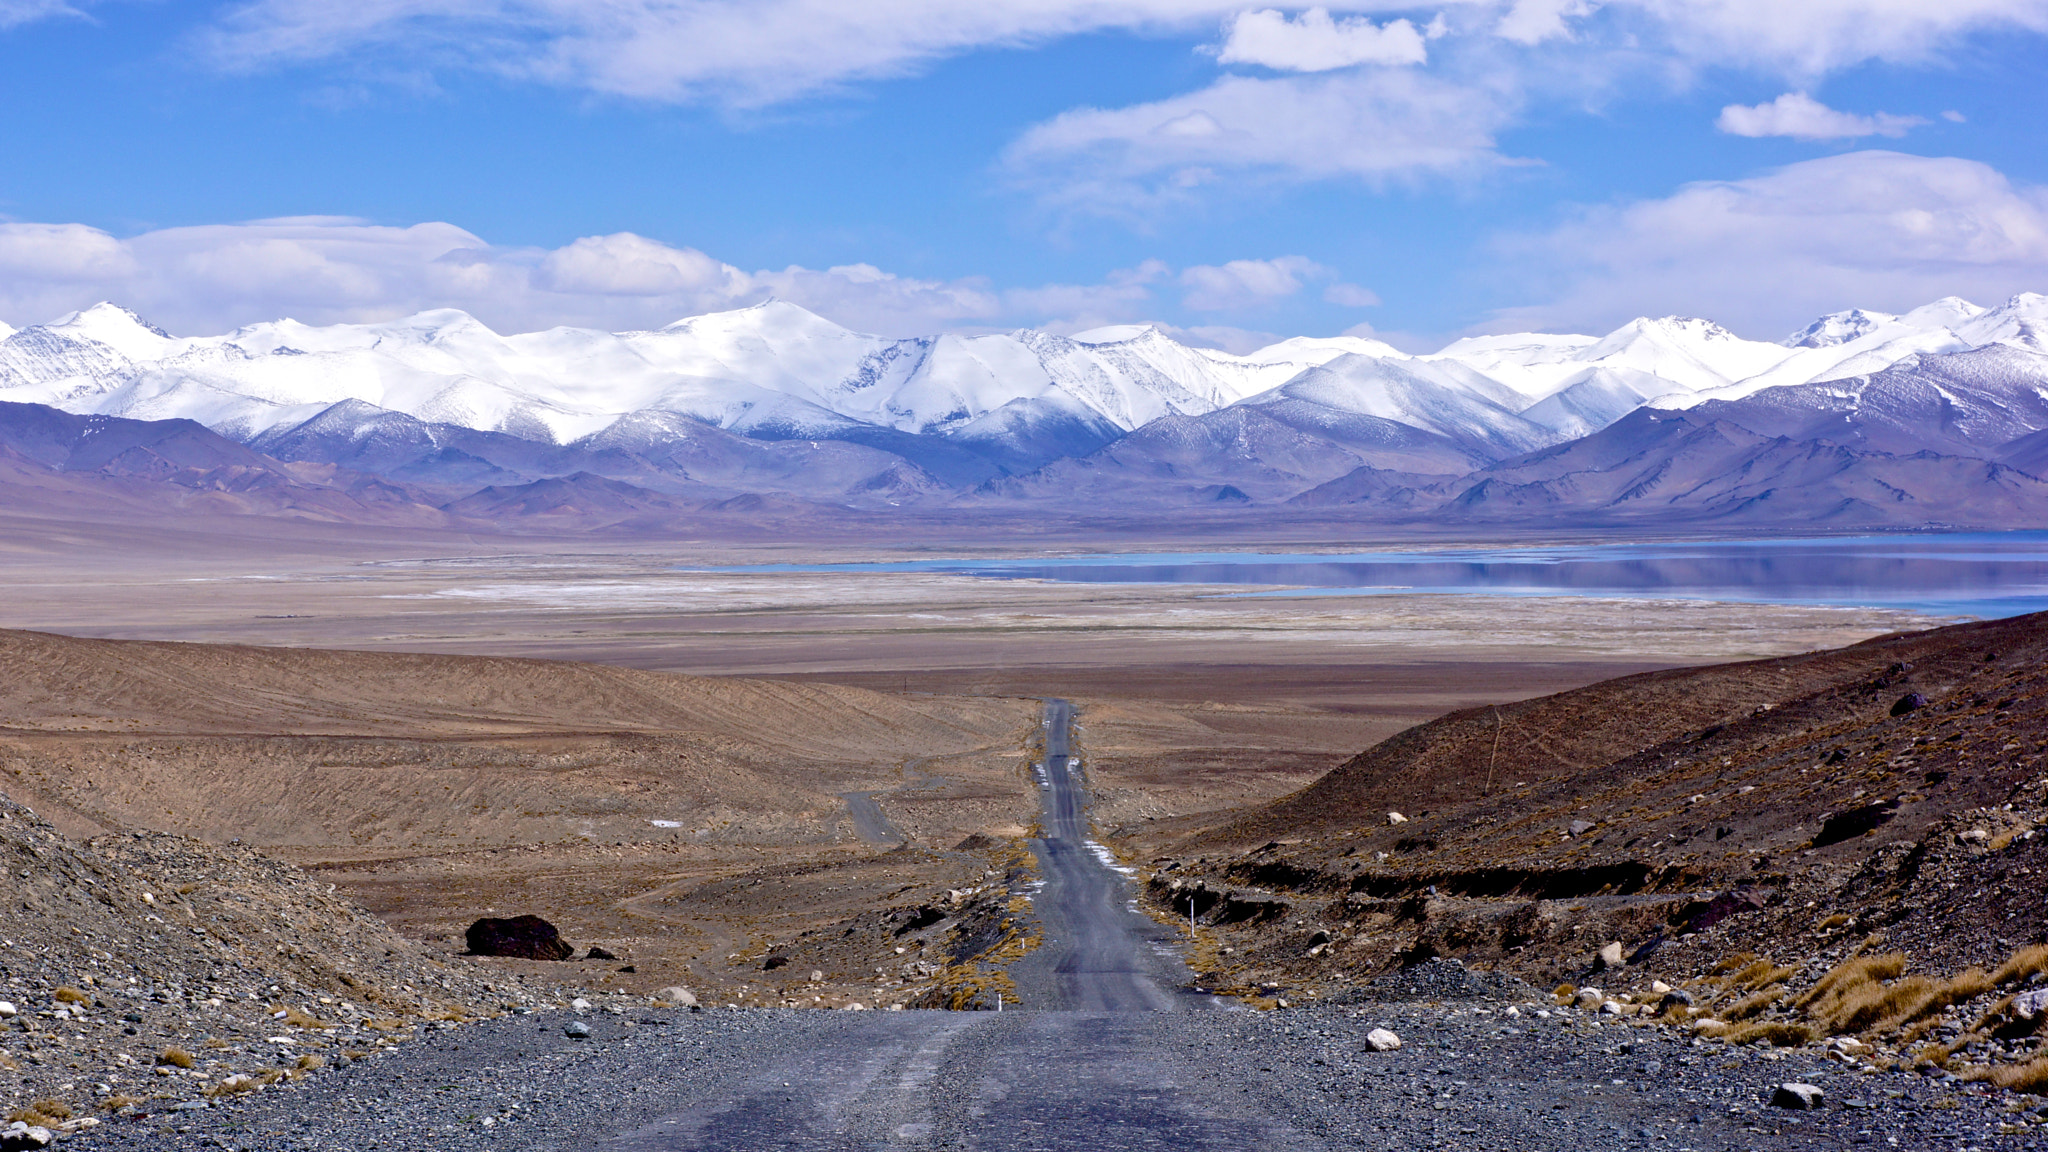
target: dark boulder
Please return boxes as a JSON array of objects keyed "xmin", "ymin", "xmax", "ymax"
[
  {"xmin": 1676, "ymin": 886, "xmax": 1771, "ymax": 934},
  {"xmin": 584, "ymin": 945, "xmax": 617, "ymax": 961},
  {"xmin": 465, "ymin": 914, "xmax": 573, "ymax": 960},
  {"xmin": 1890, "ymin": 692, "xmax": 1928, "ymax": 716},
  {"xmin": 1814, "ymin": 799, "xmax": 1902, "ymax": 847}
]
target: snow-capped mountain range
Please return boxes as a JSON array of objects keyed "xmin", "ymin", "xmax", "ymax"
[{"xmin": 3, "ymin": 292, "xmax": 2047, "ymax": 515}]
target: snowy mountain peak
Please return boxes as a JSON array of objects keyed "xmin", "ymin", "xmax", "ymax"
[
  {"xmin": 1069, "ymin": 324, "xmax": 1161, "ymax": 345},
  {"xmin": 1784, "ymin": 308, "xmax": 1900, "ymax": 349},
  {"xmin": 1956, "ymin": 292, "xmax": 2048, "ymax": 353},
  {"xmin": 43, "ymin": 302, "xmax": 181, "ymax": 361},
  {"xmin": 660, "ymin": 297, "xmax": 849, "ymax": 339},
  {"xmin": 1902, "ymin": 296, "xmax": 1987, "ymax": 330}
]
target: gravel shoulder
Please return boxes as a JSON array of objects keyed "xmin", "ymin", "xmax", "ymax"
[{"xmin": 64, "ymin": 991, "xmax": 2046, "ymax": 1151}]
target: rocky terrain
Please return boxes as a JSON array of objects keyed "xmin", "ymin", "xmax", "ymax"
[
  {"xmin": 0, "ymin": 795, "xmax": 570, "ymax": 1141},
  {"xmin": 48, "ymin": 965, "xmax": 2048, "ymax": 1151},
  {"xmin": 1131, "ymin": 610, "xmax": 2048, "ymax": 1097}
]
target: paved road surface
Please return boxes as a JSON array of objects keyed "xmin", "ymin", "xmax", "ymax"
[{"xmin": 612, "ymin": 699, "xmax": 1286, "ymax": 1150}]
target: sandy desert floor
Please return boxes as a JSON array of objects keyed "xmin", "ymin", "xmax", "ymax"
[{"xmin": 0, "ymin": 524, "xmax": 1951, "ymax": 1004}]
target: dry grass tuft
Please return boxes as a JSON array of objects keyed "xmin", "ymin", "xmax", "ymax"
[
  {"xmin": 51, "ymin": 986, "xmax": 89, "ymax": 1004},
  {"xmin": 1722, "ymin": 1021, "xmax": 1818, "ymax": 1047},
  {"xmin": 1795, "ymin": 952, "xmax": 1906, "ymax": 1013},
  {"xmin": 1985, "ymin": 1056, "xmax": 2048, "ymax": 1094},
  {"xmin": 294, "ymin": 1054, "xmax": 325, "ymax": 1071},
  {"xmin": 1724, "ymin": 985, "xmax": 1785, "ymax": 1022},
  {"xmin": 7, "ymin": 1099, "xmax": 72, "ymax": 1126},
  {"xmin": 1992, "ymin": 944, "xmax": 2048, "ymax": 986},
  {"xmin": 157, "ymin": 1047, "xmax": 195, "ymax": 1069},
  {"xmin": 1710, "ymin": 952, "xmax": 1756, "ymax": 976},
  {"xmin": 1815, "ymin": 913, "xmax": 1851, "ymax": 932},
  {"xmin": 103, "ymin": 1095, "xmax": 142, "ymax": 1111},
  {"xmin": 203, "ymin": 1037, "xmax": 230, "ymax": 1050},
  {"xmin": 1725, "ymin": 959, "xmax": 1795, "ymax": 993}
]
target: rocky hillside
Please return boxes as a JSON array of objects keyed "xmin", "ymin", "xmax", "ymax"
[
  {"xmin": 0, "ymin": 796, "xmax": 570, "ymax": 1134},
  {"xmin": 1127, "ymin": 610, "xmax": 2048, "ymax": 1086}
]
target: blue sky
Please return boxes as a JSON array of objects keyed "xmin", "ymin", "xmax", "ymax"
[{"xmin": 2, "ymin": 1, "xmax": 2047, "ymax": 349}]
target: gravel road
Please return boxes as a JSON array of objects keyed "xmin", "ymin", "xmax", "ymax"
[{"xmin": 66, "ymin": 702, "xmax": 2048, "ymax": 1151}]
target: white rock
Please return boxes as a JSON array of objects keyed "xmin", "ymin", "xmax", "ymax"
[
  {"xmin": 1650, "ymin": 981, "xmax": 1672, "ymax": 995},
  {"xmin": 1595, "ymin": 941, "xmax": 1625, "ymax": 969},
  {"xmin": 570, "ymin": 997, "xmax": 592, "ymax": 1011},
  {"xmin": 653, "ymin": 986, "xmax": 698, "ymax": 1008},
  {"xmin": 843, "ymin": 1002, "xmax": 867, "ymax": 1011},
  {"xmin": 2012, "ymin": 988, "xmax": 2048, "ymax": 1020},
  {"xmin": 809, "ymin": 971, "xmax": 824, "ymax": 984},
  {"xmin": 1771, "ymin": 1083, "xmax": 1825, "ymax": 1110},
  {"xmin": 1599, "ymin": 1000, "xmax": 1625, "ymax": 1015},
  {"xmin": 1829, "ymin": 1037, "xmax": 1871, "ymax": 1056},
  {"xmin": 2, "ymin": 1122, "xmax": 54, "ymax": 1149},
  {"xmin": 1573, "ymin": 988, "xmax": 1605, "ymax": 1010},
  {"xmin": 1364, "ymin": 1028, "xmax": 1403, "ymax": 1051},
  {"xmin": 0, "ymin": 1002, "xmax": 14, "ymax": 1018},
  {"xmin": 1386, "ymin": 812, "xmax": 1408, "ymax": 825}
]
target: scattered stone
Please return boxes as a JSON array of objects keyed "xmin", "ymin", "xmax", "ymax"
[
  {"xmin": 653, "ymin": 986, "xmax": 698, "ymax": 1008},
  {"xmin": 570, "ymin": 997, "xmax": 592, "ymax": 1011},
  {"xmin": 1594, "ymin": 941, "xmax": 1624, "ymax": 970},
  {"xmin": 1814, "ymin": 800, "xmax": 1903, "ymax": 848},
  {"xmin": 564, "ymin": 1020, "xmax": 590, "ymax": 1039},
  {"xmin": 465, "ymin": 914, "xmax": 574, "ymax": 960},
  {"xmin": 809, "ymin": 971, "xmax": 825, "ymax": 984},
  {"xmin": 1568, "ymin": 820, "xmax": 1596, "ymax": 838},
  {"xmin": 1960, "ymin": 829, "xmax": 1991, "ymax": 845},
  {"xmin": 1598, "ymin": 1000, "xmax": 1625, "ymax": 1015},
  {"xmin": 1771, "ymin": 1083, "xmax": 1826, "ymax": 1110},
  {"xmin": 1657, "ymin": 990, "xmax": 1694, "ymax": 1013},
  {"xmin": 1891, "ymin": 692, "xmax": 1928, "ymax": 716},
  {"xmin": 2011, "ymin": 988, "xmax": 2048, "ymax": 1020},
  {"xmin": 584, "ymin": 946, "xmax": 617, "ymax": 961},
  {"xmin": 1386, "ymin": 812, "xmax": 1408, "ymax": 825},
  {"xmin": 1649, "ymin": 981, "xmax": 1672, "ymax": 995},
  {"xmin": 1364, "ymin": 1028, "xmax": 1403, "ymax": 1052},
  {"xmin": 170, "ymin": 1100, "xmax": 210, "ymax": 1112},
  {"xmin": 1574, "ymin": 988, "xmax": 1605, "ymax": 1011},
  {"xmin": 1, "ymin": 1122, "xmax": 53, "ymax": 1151},
  {"xmin": 0, "ymin": 1002, "xmax": 13, "ymax": 1018}
]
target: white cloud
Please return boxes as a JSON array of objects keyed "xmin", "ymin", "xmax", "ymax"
[
  {"xmin": 1323, "ymin": 282, "xmax": 1383, "ymax": 306},
  {"xmin": 0, "ymin": 218, "xmax": 1019, "ymax": 336},
  {"xmin": 1489, "ymin": 150, "xmax": 2048, "ymax": 337},
  {"xmin": 1216, "ymin": 8, "xmax": 1427, "ymax": 71},
  {"xmin": 1716, "ymin": 91, "xmax": 1925, "ymax": 139},
  {"xmin": 1495, "ymin": 0, "xmax": 1593, "ymax": 44},
  {"xmin": 203, "ymin": 0, "xmax": 1412, "ymax": 107},
  {"xmin": 0, "ymin": 219, "xmax": 1355, "ymax": 338},
  {"xmin": 1005, "ymin": 69, "xmax": 1515, "ymax": 214},
  {"xmin": 1180, "ymin": 256, "xmax": 1330, "ymax": 311},
  {"xmin": 0, "ymin": 0, "xmax": 80, "ymax": 29},
  {"xmin": 196, "ymin": 0, "xmax": 2048, "ymax": 106},
  {"xmin": 1623, "ymin": 0, "xmax": 2048, "ymax": 78}
]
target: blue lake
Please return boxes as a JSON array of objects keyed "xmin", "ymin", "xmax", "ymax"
[{"xmin": 702, "ymin": 532, "xmax": 2048, "ymax": 619}]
